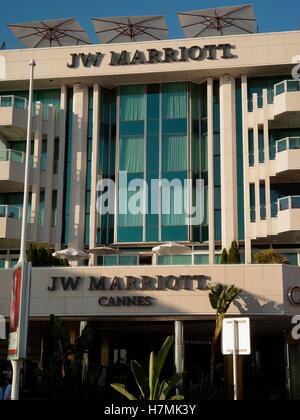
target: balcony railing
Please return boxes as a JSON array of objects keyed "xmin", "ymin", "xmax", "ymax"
[
  {"xmin": 274, "ymin": 80, "xmax": 300, "ymax": 96},
  {"xmin": 0, "ymin": 95, "xmax": 28, "ymax": 110},
  {"xmin": 276, "ymin": 137, "xmax": 300, "ymax": 153},
  {"xmin": 278, "ymin": 196, "xmax": 300, "ymax": 211},
  {"xmin": 0, "ymin": 149, "xmax": 25, "ymax": 164},
  {"xmin": 0, "ymin": 205, "xmax": 22, "ymax": 219}
]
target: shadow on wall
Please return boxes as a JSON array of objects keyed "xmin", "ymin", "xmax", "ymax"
[{"xmin": 234, "ymin": 292, "xmax": 284, "ymax": 315}]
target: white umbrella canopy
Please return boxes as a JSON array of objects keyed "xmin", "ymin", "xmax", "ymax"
[
  {"xmin": 92, "ymin": 15, "xmax": 168, "ymax": 43},
  {"xmin": 52, "ymin": 247, "xmax": 88, "ymax": 261},
  {"xmin": 88, "ymin": 246, "xmax": 119, "ymax": 256},
  {"xmin": 152, "ymin": 242, "xmax": 191, "ymax": 256},
  {"xmin": 7, "ymin": 18, "xmax": 90, "ymax": 48},
  {"xmin": 178, "ymin": 4, "xmax": 257, "ymax": 38}
]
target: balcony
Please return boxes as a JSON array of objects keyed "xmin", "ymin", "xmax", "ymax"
[
  {"xmin": 277, "ymin": 196, "xmax": 300, "ymax": 233},
  {"xmin": 0, "ymin": 149, "xmax": 26, "ymax": 192},
  {"xmin": 0, "ymin": 95, "xmax": 28, "ymax": 140},
  {"xmin": 275, "ymin": 137, "xmax": 300, "ymax": 179},
  {"xmin": 0, "ymin": 205, "xmax": 22, "ymax": 246},
  {"xmin": 273, "ymin": 80, "xmax": 300, "ymax": 118}
]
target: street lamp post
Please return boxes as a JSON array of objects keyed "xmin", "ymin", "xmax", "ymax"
[{"xmin": 10, "ymin": 59, "xmax": 36, "ymax": 401}]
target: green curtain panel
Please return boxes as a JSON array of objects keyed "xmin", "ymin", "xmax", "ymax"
[
  {"xmin": 120, "ymin": 85, "xmax": 145, "ymax": 121},
  {"xmin": 163, "ymin": 135, "xmax": 187, "ymax": 172},
  {"xmin": 120, "ymin": 136, "xmax": 144, "ymax": 172},
  {"xmin": 163, "ymin": 83, "xmax": 187, "ymax": 119},
  {"xmin": 162, "ymin": 186, "xmax": 187, "ymax": 226},
  {"xmin": 118, "ymin": 189, "xmax": 143, "ymax": 227}
]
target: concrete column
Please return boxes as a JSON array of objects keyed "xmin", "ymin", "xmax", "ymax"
[
  {"xmin": 262, "ymin": 89, "xmax": 272, "ymax": 232},
  {"xmin": 68, "ymin": 84, "xmax": 89, "ymax": 251},
  {"xmin": 207, "ymin": 78, "xmax": 215, "ymax": 264},
  {"xmin": 30, "ymin": 102, "xmax": 43, "ymax": 242},
  {"xmin": 219, "ymin": 76, "xmax": 238, "ymax": 249},
  {"xmin": 174, "ymin": 321, "xmax": 184, "ymax": 375},
  {"xmin": 241, "ymin": 76, "xmax": 252, "ymax": 264},
  {"xmin": 55, "ymin": 85, "xmax": 67, "ymax": 251},
  {"xmin": 44, "ymin": 105, "xmax": 56, "ymax": 244},
  {"xmin": 89, "ymin": 84, "xmax": 100, "ymax": 266},
  {"xmin": 253, "ymin": 123, "xmax": 261, "ymax": 227}
]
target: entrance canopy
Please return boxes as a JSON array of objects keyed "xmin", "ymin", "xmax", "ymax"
[
  {"xmin": 178, "ymin": 4, "xmax": 257, "ymax": 38},
  {"xmin": 92, "ymin": 15, "xmax": 168, "ymax": 43},
  {"xmin": 7, "ymin": 18, "xmax": 90, "ymax": 48}
]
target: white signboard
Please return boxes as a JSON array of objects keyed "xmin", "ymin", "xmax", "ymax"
[
  {"xmin": 0, "ymin": 315, "xmax": 6, "ymax": 339},
  {"xmin": 222, "ymin": 318, "xmax": 251, "ymax": 355}
]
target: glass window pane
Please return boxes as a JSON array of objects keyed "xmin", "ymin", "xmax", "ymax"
[
  {"xmin": 120, "ymin": 136, "xmax": 144, "ymax": 172},
  {"xmin": 162, "ymin": 135, "xmax": 187, "ymax": 172},
  {"xmin": 163, "ymin": 83, "xmax": 187, "ymax": 119},
  {"xmin": 120, "ymin": 85, "xmax": 145, "ymax": 121}
]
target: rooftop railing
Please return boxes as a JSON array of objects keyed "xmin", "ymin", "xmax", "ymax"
[
  {"xmin": 276, "ymin": 137, "xmax": 300, "ymax": 153},
  {"xmin": 0, "ymin": 95, "xmax": 28, "ymax": 110},
  {"xmin": 274, "ymin": 80, "xmax": 300, "ymax": 96},
  {"xmin": 0, "ymin": 205, "xmax": 22, "ymax": 219},
  {"xmin": 278, "ymin": 196, "xmax": 300, "ymax": 211},
  {"xmin": 0, "ymin": 149, "xmax": 25, "ymax": 164}
]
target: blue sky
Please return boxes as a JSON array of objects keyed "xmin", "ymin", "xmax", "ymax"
[{"xmin": 0, "ymin": 0, "xmax": 299, "ymax": 48}]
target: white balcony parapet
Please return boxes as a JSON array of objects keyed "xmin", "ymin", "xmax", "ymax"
[
  {"xmin": 0, "ymin": 205, "xmax": 22, "ymax": 220},
  {"xmin": 274, "ymin": 80, "xmax": 300, "ymax": 96},
  {"xmin": 278, "ymin": 196, "xmax": 300, "ymax": 211},
  {"xmin": 0, "ymin": 95, "xmax": 28, "ymax": 110},
  {"xmin": 276, "ymin": 137, "xmax": 300, "ymax": 153},
  {"xmin": 0, "ymin": 149, "xmax": 25, "ymax": 164}
]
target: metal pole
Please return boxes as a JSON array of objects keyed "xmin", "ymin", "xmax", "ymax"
[
  {"xmin": 174, "ymin": 321, "xmax": 184, "ymax": 374},
  {"xmin": 11, "ymin": 59, "xmax": 36, "ymax": 401},
  {"xmin": 19, "ymin": 59, "xmax": 36, "ymax": 265},
  {"xmin": 174, "ymin": 320, "xmax": 184, "ymax": 395},
  {"xmin": 233, "ymin": 321, "xmax": 238, "ymax": 401}
]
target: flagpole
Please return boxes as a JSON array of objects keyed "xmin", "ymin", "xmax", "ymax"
[{"xmin": 11, "ymin": 59, "xmax": 36, "ymax": 401}]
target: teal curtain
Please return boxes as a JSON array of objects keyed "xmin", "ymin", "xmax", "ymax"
[
  {"xmin": 194, "ymin": 254, "xmax": 209, "ymax": 265},
  {"xmin": 162, "ymin": 186, "xmax": 186, "ymax": 226},
  {"xmin": 120, "ymin": 85, "xmax": 145, "ymax": 121},
  {"xmin": 163, "ymin": 83, "xmax": 187, "ymax": 119},
  {"xmin": 0, "ymin": 259, "xmax": 5, "ymax": 268},
  {"xmin": 118, "ymin": 189, "xmax": 143, "ymax": 227},
  {"xmin": 201, "ymin": 134, "xmax": 208, "ymax": 172},
  {"xmin": 120, "ymin": 136, "xmax": 144, "ymax": 172},
  {"xmin": 158, "ymin": 255, "xmax": 192, "ymax": 265},
  {"xmin": 39, "ymin": 191, "xmax": 45, "ymax": 227},
  {"xmin": 163, "ymin": 135, "xmax": 187, "ymax": 172},
  {"xmin": 41, "ymin": 139, "xmax": 47, "ymax": 171}
]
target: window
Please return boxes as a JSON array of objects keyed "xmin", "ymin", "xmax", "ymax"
[
  {"xmin": 39, "ymin": 190, "xmax": 45, "ymax": 227},
  {"xmin": 51, "ymin": 190, "xmax": 57, "ymax": 227},
  {"xmin": 162, "ymin": 135, "xmax": 187, "ymax": 172},
  {"xmin": 41, "ymin": 138, "xmax": 47, "ymax": 171},
  {"xmin": 162, "ymin": 83, "xmax": 187, "ymax": 119},
  {"xmin": 120, "ymin": 136, "xmax": 144, "ymax": 172},
  {"xmin": 120, "ymin": 85, "xmax": 145, "ymax": 121}
]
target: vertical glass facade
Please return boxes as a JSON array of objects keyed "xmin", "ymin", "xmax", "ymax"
[
  {"xmin": 95, "ymin": 82, "xmax": 209, "ymax": 245},
  {"xmin": 97, "ymin": 88, "xmax": 116, "ymax": 245}
]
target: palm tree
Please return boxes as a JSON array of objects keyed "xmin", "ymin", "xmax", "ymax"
[
  {"xmin": 209, "ymin": 284, "xmax": 241, "ymax": 384},
  {"xmin": 111, "ymin": 336, "xmax": 184, "ymax": 400}
]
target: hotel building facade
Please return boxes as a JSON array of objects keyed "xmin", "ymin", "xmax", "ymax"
[{"xmin": 0, "ymin": 27, "xmax": 300, "ymax": 398}]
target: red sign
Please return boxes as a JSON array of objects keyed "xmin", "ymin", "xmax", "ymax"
[
  {"xmin": 8, "ymin": 267, "xmax": 22, "ymax": 357},
  {"xmin": 8, "ymin": 263, "xmax": 31, "ymax": 360}
]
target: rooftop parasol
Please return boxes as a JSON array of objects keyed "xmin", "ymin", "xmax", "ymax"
[
  {"xmin": 92, "ymin": 15, "xmax": 168, "ymax": 43},
  {"xmin": 178, "ymin": 4, "xmax": 257, "ymax": 38},
  {"xmin": 7, "ymin": 18, "xmax": 90, "ymax": 48}
]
